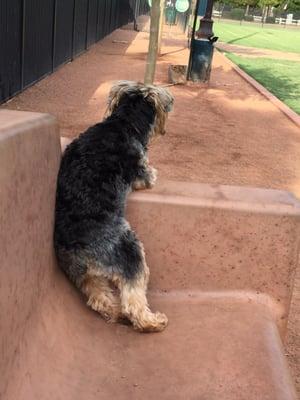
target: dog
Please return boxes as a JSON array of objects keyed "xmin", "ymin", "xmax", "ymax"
[{"xmin": 54, "ymin": 81, "xmax": 173, "ymax": 332}]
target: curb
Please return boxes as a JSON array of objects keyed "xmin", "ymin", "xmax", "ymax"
[{"xmin": 218, "ymin": 51, "xmax": 300, "ymax": 128}]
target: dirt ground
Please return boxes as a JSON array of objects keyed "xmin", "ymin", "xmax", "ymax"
[{"xmin": 1, "ymin": 21, "xmax": 300, "ymax": 393}]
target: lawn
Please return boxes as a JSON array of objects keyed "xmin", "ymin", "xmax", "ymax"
[
  {"xmin": 226, "ymin": 53, "xmax": 300, "ymax": 114},
  {"xmin": 213, "ymin": 20, "xmax": 300, "ymax": 53}
]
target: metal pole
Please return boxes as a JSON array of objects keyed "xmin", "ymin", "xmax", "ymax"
[
  {"xmin": 191, "ymin": 0, "xmax": 201, "ymax": 37},
  {"xmin": 197, "ymin": 0, "xmax": 214, "ymax": 39},
  {"xmin": 187, "ymin": 0, "xmax": 217, "ymax": 82},
  {"xmin": 187, "ymin": 0, "xmax": 201, "ymax": 73}
]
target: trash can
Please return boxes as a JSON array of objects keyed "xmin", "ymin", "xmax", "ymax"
[{"xmin": 188, "ymin": 37, "xmax": 215, "ymax": 82}]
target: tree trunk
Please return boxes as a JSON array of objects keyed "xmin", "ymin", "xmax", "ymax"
[
  {"xmin": 158, "ymin": 0, "xmax": 165, "ymax": 55},
  {"xmin": 262, "ymin": 6, "xmax": 267, "ymax": 23},
  {"xmin": 144, "ymin": 0, "xmax": 163, "ymax": 85},
  {"xmin": 245, "ymin": 4, "xmax": 249, "ymax": 16}
]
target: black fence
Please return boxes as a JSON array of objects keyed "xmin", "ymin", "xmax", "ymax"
[{"xmin": 0, "ymin": 0, "xmax": 148, "ymax": 104}]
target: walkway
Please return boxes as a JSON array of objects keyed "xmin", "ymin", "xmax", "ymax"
[{"xmin": 1, "ymin": 21, "xmax": 300, "ymax": 392}]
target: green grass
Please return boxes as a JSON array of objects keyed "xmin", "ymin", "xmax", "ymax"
[
  {"xmin": 214, "ymin": 21, "xmax": 300, "ymax": 53},
  {"xmin": 226, "ymin": 53, "xmax": 300, "ymax": 114}
]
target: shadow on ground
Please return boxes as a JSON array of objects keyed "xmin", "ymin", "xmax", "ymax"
[
  {"xmin": 223, "ymin": 55, "xmax": 300, "ymax": 114},
  {"xmin": 227, "ymin": 32, "xmax": 258, "ymax": 45}
]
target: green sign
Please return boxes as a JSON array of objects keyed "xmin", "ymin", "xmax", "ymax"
[
  {"xmin": 148, "ymin": 0, "xmax": 189, "ymax": 12},
  {"xmin": 175, "ymin": 0, "xmax": 189, "ymax": 12}
]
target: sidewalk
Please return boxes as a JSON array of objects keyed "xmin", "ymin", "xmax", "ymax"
[
  {"xmin": 3, "ymin": 26, "xmax": 300, "ymax": 195},
  {"xmin": 1, "ymin": 22, "xmax": 299, "ymax": 391}
]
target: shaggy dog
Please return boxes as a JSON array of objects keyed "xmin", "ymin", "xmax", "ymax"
[{"xmin": 54, "ymin": 81, "xmax": 173, "ymax": 332}]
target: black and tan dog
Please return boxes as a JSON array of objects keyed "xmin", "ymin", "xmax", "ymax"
[{"xmin": 54, "ymin": 81, "xmax": 173, "ymax": 332}]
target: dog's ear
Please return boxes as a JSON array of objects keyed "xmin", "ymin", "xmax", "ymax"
[
  {"xmin": 145, "ymin": 91, "xmax": 167, "ymax": 136},
  {"xmin": 105, "ymin": 82, "xmax": 123, "ymax": 117},
  {"xmin": 105, "ymin": 81, "xmax": 140, "ymax": 118},
  {"xmin": 145, "ymin": 86, "xmax": 174, "ymax": 136},
  {"xmin": 105, "ymin": 82, "xmax": 174, "ymax": 137}
]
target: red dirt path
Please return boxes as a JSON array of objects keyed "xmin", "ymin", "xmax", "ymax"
[{"xmin": 1, "ymin": 23, "xmax": 300, "ymax": 392}]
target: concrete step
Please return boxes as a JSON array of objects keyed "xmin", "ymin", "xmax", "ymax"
[{"xmin": 0, "ymin": 110, "xmax": 298, "ymax": 399}]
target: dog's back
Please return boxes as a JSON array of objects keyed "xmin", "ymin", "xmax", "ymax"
[
  {"xmin": 54, "ymin": 116, "xmax": 145, "ymax": 283},
  {"xmin": 54, "ymin": 81, "xmax": 173, "ymax": 332}
]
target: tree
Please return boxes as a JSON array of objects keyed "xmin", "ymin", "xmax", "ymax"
[
  {"xmin": 144, "ymin": 0, "xmax": 164, "ymax": 84},
  {"xmin": 216, "ymin": 0, "xmax": 259, "ymax": 14},
  {"xmin": 258, "ymin": 0, "xmax": 283, "ymax": 8},
  {"xmin": 220, "ymin": 0, "xmax": 258, "ymax": 7},
  {"xmin": 241, "ymin": 0, "xmax": 259, "ymax": 15},
  {"xmin": 285, "ymin": 0, "xmax": 300, "ymax": 11},
  {"xmin": 258, "ymin": 0, "xmax": 284, "ymax": 20}
]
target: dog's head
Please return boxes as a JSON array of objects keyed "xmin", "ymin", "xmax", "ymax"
[{"xmin": 105, "ymin": 81, "xmax": 174, "ymax": 136}]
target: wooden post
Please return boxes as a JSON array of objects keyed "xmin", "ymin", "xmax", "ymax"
[
  {"xmin": 158, "ymin": 0, "xmax": 164, "ymax": 55},
  {"xmin": 144, "ymin": 0, "xmax": 163, "ymax": 85}
]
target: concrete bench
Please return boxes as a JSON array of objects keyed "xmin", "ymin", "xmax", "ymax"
[{"xmin": 0, "ymin": 110, "xmax": 298, "ymax": 399}]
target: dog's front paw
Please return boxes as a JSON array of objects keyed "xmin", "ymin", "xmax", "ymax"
[
  {"xmin": 132, "ymin": 178, "xmax": 147, "ymax": 190},
  {"xmin": 146, "ymin": 166, "xmax": 157, "ymax": 188},
  {"xmin": 132, "ymin": 167, "xmax": 157, "ymax": 191},
  {"xmin": 152, "ymin": 311, "xmax": 168, "ymax": 331},
  {"xmin": 134, "ymin": 311, "xmax": 168, "ymax": 333}
]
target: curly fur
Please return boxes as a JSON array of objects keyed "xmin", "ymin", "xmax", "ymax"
[{"xmin": 54, "ymin": 81, "xmax": 173, "ymax": 332}]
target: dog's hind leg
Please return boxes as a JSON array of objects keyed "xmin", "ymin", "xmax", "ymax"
[
  {"xmin": 80, "ymin": 272, "xmax": 122, "ymax": 323},
  {"xmin": 117, "ymin": 258, "xmax": 168, "ymax": 333}
]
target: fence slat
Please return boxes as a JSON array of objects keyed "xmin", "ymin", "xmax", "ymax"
[
  {"xmin": 23, "ymin": 0, "xmax": 55, "ymax": 87},
  {"xmin": 73, "ymin": 0, "xmax": 89, "ymax": 57},
  {"xmin": 96, "ymin": 0, "xmax": 106, "ymax": 41},
  {"xmin": 53, "ymin": 0, "xmax": 75, "ymax": 69},
  {"xmin": 0, "ymin": 0, "xmax": 22, "ymax": 102},
  {"xmin": 87, "ymin": 0, "xmax": 98, "ymax": 47}
]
